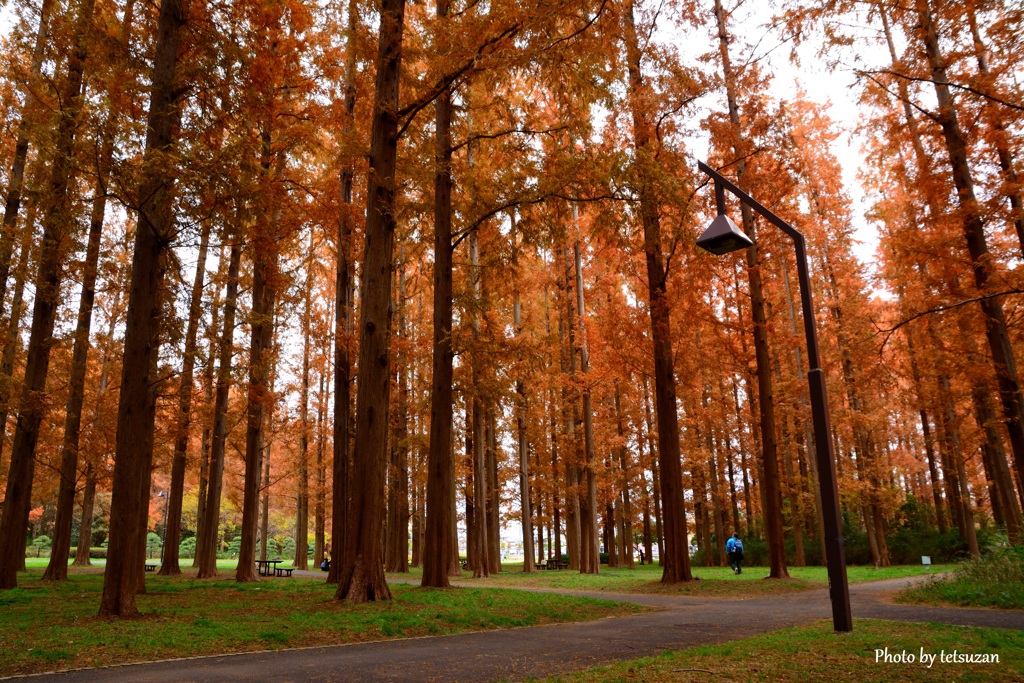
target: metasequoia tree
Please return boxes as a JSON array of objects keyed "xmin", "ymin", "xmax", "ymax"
[
  {"xmin": 0, "ymin": 0, "xmax": 98, "ymax": 589},
  {"xmin": 620, "ymin": 0, "xmax": 692, "ymax": 584},
  {"xmin": 196, "ymin": 242, "xmax": 242, "ymax": 578},
  {"xmin": 99, "ymin": 0, "xmax": 186, "ymax": 615},
  {"xmin": 47, "ymin": 0, "xmax": 139, "ymax": 581},
  {"xmin": 334, "ymin": 0, "xmax": 406, "ymax": 603},
  {"xmin": 708, "ymin": 0, "xmax": 788, "ymax": 579}
]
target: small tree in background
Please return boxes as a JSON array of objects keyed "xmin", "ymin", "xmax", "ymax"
[
  {"xmin": 146, "ymin": 533, "xmax": 162, "ymax": 559},
  {"xmin": 32, "ymin": 536, "xmax": 52, "ymax": 558}
]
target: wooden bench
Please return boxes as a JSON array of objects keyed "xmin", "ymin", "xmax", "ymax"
[
  {"xmin": 145, "ymin": 563, "xmax": 157, "ymax": 572},
  {"xmin": 274, "ymin": 567, "xmax": 294, "ymax": 577}
]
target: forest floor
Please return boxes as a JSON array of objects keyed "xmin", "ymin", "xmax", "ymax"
[
  {"xmin": 5, "ymin": 573, "xmax": 1021, "ymax": 682},
  {"xmin": 0, "ymin": 569, "xmax": 641, "ymax": 677}
]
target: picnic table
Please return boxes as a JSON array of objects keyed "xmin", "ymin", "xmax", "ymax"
[{"xmin": 256, "ymin": 558, "xmax": 282, "ymax": 576}]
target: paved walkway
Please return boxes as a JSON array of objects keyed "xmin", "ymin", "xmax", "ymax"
[{"xmin": 14, "ymin": 576, "xmax": 1024, "ymax": 682}]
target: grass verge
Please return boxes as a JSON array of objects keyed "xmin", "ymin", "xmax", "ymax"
[
  {"xmin": 533, "ymin": 619, "xmax": 1024, "ymax": 682},
  {"xmin": 389, "ymin": 562, "xmax": 951, "ymax": 597},
  {"xmin": 897, "ymin": 547, "xmax": 1024, "ymax": 609},
  {"xmin": 0, "ymin": 570, "xmax": 642, "ymax": 677}
]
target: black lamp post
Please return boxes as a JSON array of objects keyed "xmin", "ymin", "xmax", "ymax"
[{"xmin": 696, "ymin": 160, "xmax": 852, "ymax": 633}]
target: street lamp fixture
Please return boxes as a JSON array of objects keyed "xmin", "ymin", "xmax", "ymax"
[
  {"xmin": 695, "ymin": 160, "xmax": 852, "ymax": 633},
  {"xmin": 696, "ymin": 177, "xmax": 753, "ymax": 255}
]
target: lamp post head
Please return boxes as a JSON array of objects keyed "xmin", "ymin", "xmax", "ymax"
[{"xmin": 696, "ymin": 213, "xmax": 753, "ymax": 255}]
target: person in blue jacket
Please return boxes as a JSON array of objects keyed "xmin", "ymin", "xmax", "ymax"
[{"xmin": 726, "ymin": 533, "xmax": 744, "ymax": 574}]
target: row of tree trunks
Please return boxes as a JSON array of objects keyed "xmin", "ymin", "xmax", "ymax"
[
  {"xmin": 196, "ymin": 242, "xmax": 242, "ymax": 578},
  {"xmin": 0, "ymin": 0, "xmax": 97, "ymax": 589},
  {"xmin": 194, "ymin": 246, "xmax": 226, "ymax": 566},
  {"xmin": 158, "ymin": 221, "xmax": 211, "ymax": 576},
  {"xmin": 914, "ymin": 0, "xmax": 1024, "ymax": 523}
]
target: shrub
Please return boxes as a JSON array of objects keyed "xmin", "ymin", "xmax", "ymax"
[
  {"xmin": 179, "ymin": 536, "xmax": 196, "ymax": 559},
  {"xmin": 901, "ymin": 545, "xmax": 1024, "ymax": 608},
  {"xmin": 31, "ymin": 536, "xmax": 52, "ymax": 558}
]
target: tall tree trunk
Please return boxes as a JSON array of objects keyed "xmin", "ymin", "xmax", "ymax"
[
  {"xmin": 641, "ymin": 376, "xmax": 663, "ymax": 563},
  {"xmin": 98, "ymin": 0, "xmax": 184, "ymax": 615},
  {"xmin": 421, "ymin": 0, "xmax": 455, "ymax": 584},
  {"xmin": 74, "ymin": 268, "xmax": 124, "ymax": 567},
  {"xmin": 314, "ymin": 365, "xmax": 327, "ymax": 568},
  {"xmin": 559, "ymin": 269, "xmax": 580, "ymax": 570},
  {"xmin": 194, "ymin": 246, "xmax": 226, "ymax": 567},
  {"xmin": 614, "ymin": 381, "xmax": 634, "ymax": 569},
  {"xmin": 386, "ymin": 256, "xmax": 409, "ymax": 573},
  {"xmin": 335, "ymin": 0, "xmax": 406, "ymax": 602},
  {"xmin": 513, "ymin": 223, "xmax": 534, "ymax": 572},
  {"xmin": 237, "ymin": 160, "xmax": 281, "ymax": 583},
  {"xmin": 196, "ymin": 242, "xmax": 242, "ymax": 578},
  {"xmin": 296, "ymin": 233, "xmax": 315, "ymax": 572},
  {"xmin": 72, "ymin": 465, "xmax": 96, "ymax": 566},
  {"xmin": 623, "ymin": 0, "xmax": 691, "ymax": 583},
  {"xmin": 468, "ymin": 229, "xmax": 490, "ymax": 578},
  {"xmin": 574, "ymin": 240, "xmax": 599, "ymax": 574},
  {"xmin": 329, "ymin": 0, "xmax": 357, "ymax": 585},
  {"xmin": 485, "ymin": 406, "xmax": 501, "ymax": 573},
  {"xmin": 0, "ymin": 0, "xmax": 96, "ymax": 589}
]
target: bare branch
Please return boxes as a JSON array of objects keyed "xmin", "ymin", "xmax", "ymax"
[{"xmin": 860, "ymin": 68, "xmax": 1024, "ymax": 112}]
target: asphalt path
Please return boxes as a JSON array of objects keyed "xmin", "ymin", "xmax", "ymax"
[{"xmin": 10, "ymin": 575, "xmax": 1023, "ymax": 683}]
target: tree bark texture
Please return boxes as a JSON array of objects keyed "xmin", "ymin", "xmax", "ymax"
[
  {"xmin": 335, "ymin": 0, "xmax": 406, "ymax": 602},
  {"xmin": 421, "ymin": 11, "xmax": 455, "ymax": 585},
  {"xmin": 329, "ymin": 0, "xmax": 358, "ymax": 585},
  {"xmin": 98, "ymin": 0, "xmax": 184, "ymax": 616}
]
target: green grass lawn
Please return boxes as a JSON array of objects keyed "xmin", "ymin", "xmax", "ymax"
[
  {"xmin": 533, "ymin": 619, "xmax": 1024, "ymax": 682},
  {"xmin": 0, "ymin": 570, "xmax": 642, "ymax": 677},
  {"xmin": 389, "ymin": 562, "xmax": 950, "ymax": 597}
]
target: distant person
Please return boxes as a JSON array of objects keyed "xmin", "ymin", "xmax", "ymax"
[
  {"xmin": 638, "ymin": 547, "xmax": 645, "ymax": 565},
  {"xmin": 726, "ymin": 533, "xmax": 743, "ymax": 574},
  {"xmin": 321, "ymin": 555, "xmax": 330, "ymax": 572}
]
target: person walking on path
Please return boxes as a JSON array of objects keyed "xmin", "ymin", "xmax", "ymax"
[{"xmin": 726, "ymin": 533, "xmax": 744, "ymax": 574}]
